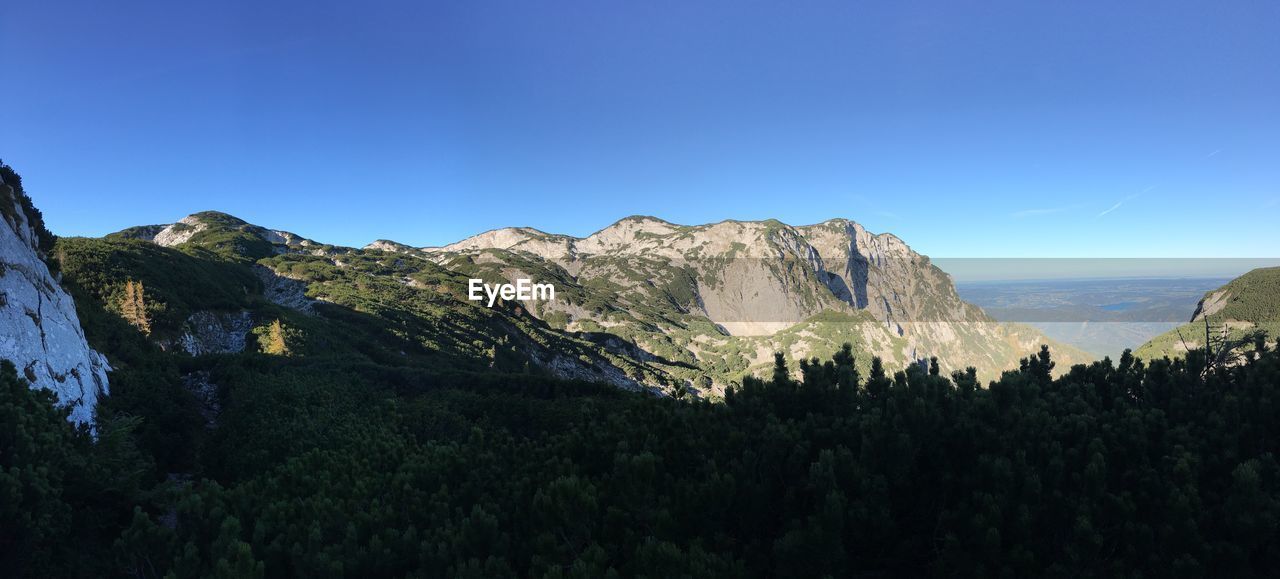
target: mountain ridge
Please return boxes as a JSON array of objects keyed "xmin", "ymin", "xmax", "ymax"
[
  {"xmin": 1136, "ymin": 267, "xmax": 1280, "ymax": 359},
  {"xmin": 100, "ymin": 209, "xmax": 1088, "ymax": 394},
  {"xmin": 378, "ymin": 215, "xmax": 912, "ymax": 259}
]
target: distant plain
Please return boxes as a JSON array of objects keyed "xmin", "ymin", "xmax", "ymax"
[{"xmin": 957, "ymin": 277, "xmax": 1230, "ymax": 359}]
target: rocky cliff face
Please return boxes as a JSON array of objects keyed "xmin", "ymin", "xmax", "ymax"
[
  {"xmin": 0, "ymin": 170, "xmax": 110, "ymax": 425},
  {"xmin": 418, "ymin": 217, "xmax": 973, "ymax": 335},
  {"xmin": 408, "ymin": 216, "xmax": 1090, "ymax": 383}
]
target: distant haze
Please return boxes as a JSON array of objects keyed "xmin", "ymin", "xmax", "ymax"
[{"xmin": 936, "ymin": 258, "xmax": 1280, "ymax": 283}]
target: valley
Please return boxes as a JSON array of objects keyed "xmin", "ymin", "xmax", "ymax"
[{"xmin": 958, "ymin": 277, "xmax": 1231, "ymax": 358}]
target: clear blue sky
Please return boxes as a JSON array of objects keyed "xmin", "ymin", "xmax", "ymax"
[{"xmin": 3, "ymin": 1, "xmax": 1277, "ymax": 258}]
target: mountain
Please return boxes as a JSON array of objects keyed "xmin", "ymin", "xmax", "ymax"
[
  {"xmin": 1135, "ymin": 267, "xmax": 1280, "ymax": 360},
  {"xmin": 0, "ymin": 164, "xmax": 110, "ymax": 424},
  {"xmin": 109, "ymin": 210, "xmax": 322, "ymax": 261},
  {"xmin": 69, "ymin": 210, "xmax": 1087, "ymax": 400},
  {"xmin": 385, "ymin": 216, "xmax": 1089, "ymax": 385},
  {"xmin": 73, "ymin": 211, "xmax": 661, "ymax": 391}
]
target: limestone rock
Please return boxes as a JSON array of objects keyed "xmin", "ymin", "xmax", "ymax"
[{"xmin": 0, "ymin": 171, "xmax": 110, "ymax": 425}]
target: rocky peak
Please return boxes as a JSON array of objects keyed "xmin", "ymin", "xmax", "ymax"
[
  {"xmin": 577, "ymin": 216, "xmax": 680, "ymax": 253},
  {"xmin": 426, "ymin": 227, "xmax": 577, "ymax": 260},
  {"xmin": 0, "ymin": 166, "xmax": 110, "ymax": 425},
  {"xmin": 112, "ymin": 211, "xmax": 319, "ymax": 257},
  {"xmin": 431, "ymin": 227, "xmax": 543, "ymax": 251},
  {"xmin": 429, "ymin": 215, "xmax": 968, "ymax": 328},
  {"xmin": 365, "ymin": 239, "xmax": 417, "ymax": 253}
]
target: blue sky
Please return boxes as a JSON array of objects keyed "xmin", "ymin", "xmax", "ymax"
[{"xmin": 2, "ymin": 1, "xmax": 1277, "ymax": 259}]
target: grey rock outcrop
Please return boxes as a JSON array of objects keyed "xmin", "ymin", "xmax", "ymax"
[
  {"xmin": 256, "ymin": 266, "xmax": 316, "ymax": 314},
  {"xmin": 179, "ymin": 310, "xmax": 253, "ymax": 355}
]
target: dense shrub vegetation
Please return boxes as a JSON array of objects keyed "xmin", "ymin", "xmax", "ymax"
[
  {"xmin": 0, "ymin": 160, "xmax": 56, "ymax": 254},
  {"xmin": 5, "ymin": 335, "xmax": 1280, "ymax": 576},
  {"xmin": 56, "ymin": 237, "xmax": 262, "ymax": 335},
  {"xmin": 1213, "ymin": 267, "xmax": 1280, "ymax": 323}
]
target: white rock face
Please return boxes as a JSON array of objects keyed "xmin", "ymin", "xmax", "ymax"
[
  {"xmin": 0, "ymin": 175, "xmax": 110, "ymax": 425},
  {"xmin": 153, "ymin": 215, "xmax": 207, "ymax": 247}
]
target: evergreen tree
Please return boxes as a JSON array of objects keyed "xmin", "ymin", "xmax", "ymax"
[
  {"xmin": 118, "ymin": 280, "xmax": 152, "ymax": 336},
  {"xmin": 261, "ymin": 319, "xmax": 291, "ymax": 356},
  {"xmin": 771, "ymin": 352, "xmax": 791, "ymax": 388}
]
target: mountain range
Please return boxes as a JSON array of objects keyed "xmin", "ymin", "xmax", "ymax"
[
  {"xmin": 9, "ymin": 176, "xmax": 1272, "ymax": 418},
  {"xmin": 96, "ymin": 210, "xmax": 1092, "ymax": 399}
]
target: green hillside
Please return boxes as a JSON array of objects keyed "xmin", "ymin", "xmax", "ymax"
[
  {"xmin": 59, "ymin": 233, "xmax": 665, "ymax": 386},
  {"xmin": 1136, "ymin": 268, "xmax": 1280, "ymax": 361},
  {"xmin": 1200, "ymin": 267, "xmax": 1280, "ymax": 323}
]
